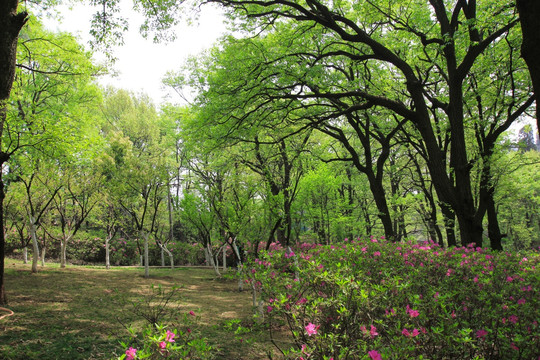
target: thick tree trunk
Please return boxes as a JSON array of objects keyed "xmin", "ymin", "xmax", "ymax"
[
  {"xmin": 516, "ymin": 0, "xmax": 540, "ymax": 135},
  {"xmin": 440, "ymin": 202, "xmax": 457, "ymax": 247},
  {"xmin": 369, "ymin": 178, "xmax": 395, "ymax": 241},
  {"xmin": 0, "ymin": 0, "xmax": 29, "ymax": 306},
  {"xmin": 457, "ymin": 215, "xmax": 483, "ymax": 248},
  {"xmin": 486, "ymin": 193, "xmax": 504, "ymax": 251}
]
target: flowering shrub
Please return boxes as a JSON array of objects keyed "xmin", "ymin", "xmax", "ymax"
[
  {"xmin": 246, "ymin": 238, "xmax": 540, "ymax": 359},
  {"xmin": 116, "ymin": 311, "xmax": 214, "ymax": 359}
]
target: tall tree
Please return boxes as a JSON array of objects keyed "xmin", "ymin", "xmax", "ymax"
[
  {"xmin": 182, "ymin": 0, "xmax": 533, "ymax": 247},
  {"xmin": 0, "ymin": 0, "xmax": 28, "ymax": 305},
  {"xmin": 515, "ymin": 0, "xmax": 540, "ymax": 134}
]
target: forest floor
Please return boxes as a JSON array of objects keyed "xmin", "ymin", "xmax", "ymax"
[{"xmin": 0, "ymin": 260, "xmax": 287, "ymax": 359}]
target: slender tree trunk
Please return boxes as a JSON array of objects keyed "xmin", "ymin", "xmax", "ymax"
[
  {"xmin": 167, "ymin": 248, "xmax": 174, "ymax": 269},
  {"xmin": 231, "ymin": 239, "xmax": 243, "ymax": 291},
  {"xmin": 206, "ymin": 242, "xmax": 221, "ymax": 277},
  {"xmin": 222, "ymin": 245, "xmax": 226, "ymax": 272},
  {"xmin": 23, "ymin": 247, "xmax": 27, "ymax": 264},
  {"xmin": 142, "ymin": 231, "xmax": 149, "ymax": 278},
  {"xmin": 29, "ymin": 218, "xmax": 39, "ymax": 273},
  {"xmin": 160, "ymin": 246, "xmax": 165, "ymax": 267},
  {"xmin": 105, "ymin": 235, "xmax": 111, "ymax": 270},
  {"xmin": 40, "ymin": 246, "xmax": 45, "ymax": 266},
  {"xmin": 60, "ymin": 235, "xmax": 71, "ymax": 268}
]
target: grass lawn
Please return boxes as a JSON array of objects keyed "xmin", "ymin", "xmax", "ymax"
[{"xmin": 1, "ymin": 260, "xmax": 281, "ymax": 359}]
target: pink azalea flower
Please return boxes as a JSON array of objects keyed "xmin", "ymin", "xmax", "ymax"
[
  {"xmin": 267, "ymin": 306, "xmax": 273, "ymax": 313},
  {"xmin": 402, "ymin": 328, "xmax": 410, "ymax": 337},
  {"xmin": 189, "ymin": 310, "xmax": 196, "ymax": 316},
  {"xmin": 125, "ymin": 347, "xmax": 137, "ymax": 360},
  {"xmin": 476, "ymin": 329, "xmax": 488, "ymax": 338},
  {"xmin": 165, "ymin": 330, "xmax": 176, "ymax": 343},
  {"xmin": 159, "ymin": 341, "xmax": 167, "ymax": 349},
  {"xmin": 368, "ymin": 350, "xmax": 383, "ymax": 360},
  {"xmin": 305, "ymin": 322, "xmax": 320, "ymax": 336},
  {"xmin": 509, "ymin": 315, "xmax": 518, "ymax": 324},
  {"xmin": 370, "ymin": 325, "xmax": 379, "ymax": 337},
  {"xmin": 373, "ymin": 251, "xmax": 381, "ymax": 257},
  {"xmin": 517, "ymin": 298, "xmax": 526, "ymax": 305},
  {"xmin": 360, "ymin": 325, "xmax": 367, "ymax": 335}
]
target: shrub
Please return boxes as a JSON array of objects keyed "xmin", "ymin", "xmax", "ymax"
[{"xmin": 246, "ymin": 238, "xmax": 540, "ymax": 359}]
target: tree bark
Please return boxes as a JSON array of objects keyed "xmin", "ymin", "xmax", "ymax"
[
  {"xmin": 142, "ymin": 231, "xmax": 149, "ymax": 278},
  {"xmin": 516, "ymin": 0, "xmax": 540, "ymax": 135},
  {"xmin": 60, "ymin": 235, "xmax": 72, "ymax": 268},
  {"xmin": 40, "ymin": 246, "xmax": 45, "ymax": 266},
  {"xmin": 440, "ymin": 202, "xmax": 457, "ymax": 247},
  {"xmin": 29, "ymin": 217, "xmax": 39, "ymax": 273},
  {"xmin": 105, "ymin": 236, "xmax": 111, "ymax": 269}
]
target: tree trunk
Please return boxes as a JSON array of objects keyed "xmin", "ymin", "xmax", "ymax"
[
  {"xmin": 440, "ymin": 202, "xmax": 457, "ymax": 247},
  {"xmin": 60, "ymin": 235, "xmax": 71, "ymax": 268},
  {"xmin": 23, "ymin": 247, "xmax": 27, "ymax": 264},
  {"xmin": 516, "ymin": 0, "xmax": 540, "ymax": 135},
  {"xmin": 222, "ymin": 245, "xmax": 226, "ymax": 272},
  {"xmin": 231, "ymin": 239, "xmax": 243, "ymax": 291},
  {"xmin": 29, "ymin": 217, "xmax": 39, "ymax": 273},
  {"xmin": 369, "ymin": 177, "xmax": 395, "ymax": 241},
  {"xmin": 206, "ymin": 242, "xmax": 221, "ymax": 277},
  {"xmin": 40, "ymin": 246, "xmax": 45, "ymax": 266},
  {"xmin": 142, "ymin": 231, "xmax": 149, "ymax": 278},
  {"xmin": 160, "ymin": 246, "xmax": 165, "ymax": 267},
  {"xmin": 486, "ymin": 193, "xmax": 504, "ymax": 251},
  {"xmin": 167, "ymin": 248, "xmax": 174, "ymax": 269},
  {"xmin": 457, "ymin": 215, "xmax": 483, "ymax": 248},
  {"xmin": 105, "ymin": 236, "xmax": 110, "ymax": 270}
]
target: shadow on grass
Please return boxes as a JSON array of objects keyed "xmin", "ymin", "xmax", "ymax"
[{"xmin": 1, "ymin": 261, "xmax": 277, "ymax": 360}]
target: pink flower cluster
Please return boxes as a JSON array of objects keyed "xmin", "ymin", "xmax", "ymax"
[
  {"xmin": 305, "ymin": 322, "xmax": 320, "ymax": 336},
  {"xmin": 125, "ymin": 347, "xmax": 137, "ymax": 360}
]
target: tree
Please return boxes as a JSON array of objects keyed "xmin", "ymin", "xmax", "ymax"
[
  {"xmin": 515, "ymin": 0, "xmax": 540, "ymax": 135},
  {"xmin": 183, "ymin": 0, "xmax": 533, "ymax": 247},
  {"xmin": 0, "ymin": 0, "xmax": 29, "ymax": 304},
  {"xmin": 100, "ymin": 89, "xmax": 169, "ymax": 278},
  {"xmin": 53, "ymin": 161, "xmax": 101, "ymax": 268}
]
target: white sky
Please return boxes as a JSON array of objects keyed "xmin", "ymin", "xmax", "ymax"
[{"xmin": 42, "ymin": 2, "xmax": 227, "ymax": 106}]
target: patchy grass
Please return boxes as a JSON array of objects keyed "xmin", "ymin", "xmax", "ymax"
[{"xmin": 1, "ymin": 260, "xmax": 279, "ymax": 359}]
